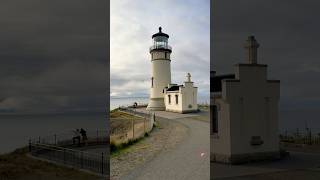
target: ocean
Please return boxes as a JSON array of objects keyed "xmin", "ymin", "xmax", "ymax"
[
  {"xmin": 1, "ymin": 97, "xmax": 317, "ymax": 154},
  {"xmin": 279, "ymin": 108, "xmax": 320, "ymax": 134},
  {"xmin": 110, "ymin": 96, "xmax": 210, "ymax": 110},
  {"xmin": 0, "ymin": 113, "xmax": 107, "ymax": 154},
  {"xmin": 110, "ymin": 97, "xmax": 320, "ymax": 135}
]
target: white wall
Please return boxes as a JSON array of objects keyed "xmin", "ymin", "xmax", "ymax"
[
  {"xmin": 150, "ymin": 59, "xmax": 171, "ymax": 98},
  {"xmin": 165, "ymin": 91, "xmax": 182, "ymax": 112},
  {"xmin": 164, "ymin": 82, "xmax": 198, "ymax": 113},
  {"xmin": 181, "ymin": 82, "xmax": 198, "ymax": 112},
  {"xmin": 212, "ymin": 64, "xmax": 280, "ymax": 159}
]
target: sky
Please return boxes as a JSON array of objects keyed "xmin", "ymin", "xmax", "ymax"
[
  {"xmin": 213, "ymin": 0, "xmax": 320, "ymax": 131},
  {"xmin": 0, "ymin": 1, "xmax": 108, "ymax": 115},
  {"xmin": 110, "ymin": 0, "xmax": 210, "ymax": 99}
]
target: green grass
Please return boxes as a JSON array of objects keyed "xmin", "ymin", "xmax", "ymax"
[
  {"xmin": 110, "ymin": 132, "xmax": 150, "ymax": 157},
  {"xmin": 198, "ymin": 104, "xmax": 209, "ymax": 109},
  {"xmin": 110, "ymin": 109, "xmax": 140, "ymax": 119}
]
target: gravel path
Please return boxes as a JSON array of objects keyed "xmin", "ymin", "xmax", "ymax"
[
  {"xmin": 110, "ymin": 116, "xmax": 188, "ymax": 180},
  {"xmin": 217, "ymin": 169, "xmax": 320, "ymax": 180},
  {"xmin": 212, "ymin": 151, "xmax": 320, "ymax": 180},
  {"xmin": 122, "ymin": 115, "xmax": 210, "ymax": 180}
]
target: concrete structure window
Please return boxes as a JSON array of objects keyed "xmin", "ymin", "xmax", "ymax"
[
  {"xmin": 168, "ymin": 95, "xmax": 171, "ymax": 104},
  {"xmin": 193, "ymin": 92, "xmax": 195, "ymax": 104},
  {"xmin": 175, "ymin": 95, "xmax": 178, "ymax": 104},
  {"xmin": 212, "ymin": 105, "xmax": 218, "ymax": 133}
]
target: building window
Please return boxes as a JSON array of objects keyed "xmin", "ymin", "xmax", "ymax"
[
  {"xmin": 151, "ymin": 53, "xmax": 153, "ymax": 59},
  {"xmin": 168, "ymin": 95, "xmax": 171, "ymax": 104},
  {"xmin": 175, "ymin": 95, "xmax": 178, "ymax": 104},
  {"xmin": 193, "ymin": 92, "xmax": 195, "ymax": 104},
  {"xmin": 151, "ymin": 77, "xmax": 154, "ymax": 88},
  {"xmin": 165, "ymin": 52, "xmax": 167, "ymax": 59},
  {"xmin": 212, "ymin": 105, "xmax": 218, "ymax": 133}
]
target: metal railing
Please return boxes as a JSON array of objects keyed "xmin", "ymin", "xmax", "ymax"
[
  {"xmin": 30, "ymin": 130, "xmax": 108, "ymax": 146},
  {"xmin": 29, "ymin": 130, "xmax": 109, "ymax": 176},
  {"xmin": 280, "ymin": 129, "xmax": 319, "ymax": 145},
  {"xmin": 149, "ymin": 44, "xmax": 172, "ymax": 51},
  {"xmin": 29, "ymin": 143, "xmax": 108, "ymax": 175}
]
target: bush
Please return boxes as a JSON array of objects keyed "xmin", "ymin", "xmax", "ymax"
[{"xmin": 110, "ymin": 139, "xmax": 140, "ymax": 154}]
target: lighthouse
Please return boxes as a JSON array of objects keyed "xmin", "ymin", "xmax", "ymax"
[{"xmin": 146, "ymin": 27, "xmax": 172, "ymax": 111}]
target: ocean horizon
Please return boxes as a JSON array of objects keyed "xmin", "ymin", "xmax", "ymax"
[
  {"xmin": 110, "ymin": 95, "xmax": 210, "ymax": 110},
  {"xmin": 0, "ymin": 112, "xmax": 107, "ymax": 154},
  {"xmin": 110, "ymin": 97, "xmax": 320, "ymax": 135},
  {"xmin": 1, "ymin": 97, "xmax": 319, "ymax": 154}
]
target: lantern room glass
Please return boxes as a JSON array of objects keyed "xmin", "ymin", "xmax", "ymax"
[
  {"xmin": 150, "ymin": 36, "xmax": 171, "ymax": 51},
  {"xmin": 153, "ymin": 36, "xmax": 168, "ymax": 48}
]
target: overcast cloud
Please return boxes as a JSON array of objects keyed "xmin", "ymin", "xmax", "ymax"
[
  {"xmin": 0, "ymin": 1, "xmax": 107, "ymax": 114},
  {"xmin": 213, "ymin": 0, "xmax": 320, "ymax": 130},
  {"xmin": 110, "ymin": 0, "xmax": 210, "ymax": 99}
]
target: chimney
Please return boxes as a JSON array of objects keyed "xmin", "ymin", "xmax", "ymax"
[{"xmin": 244, "ymin": 36, "xmax": 259, "ymax": 64}]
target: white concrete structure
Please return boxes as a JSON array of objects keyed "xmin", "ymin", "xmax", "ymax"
[
  {"xmin": 146, "ymin": 27, "xmax": 198, "ymax": 113},
  {"xmin": 164, "ymin": 73, "xmax": 198, "ymax": 113},
  {"xmin": 211, "ymin": 36, "xmax": 280, "ymax": 164}
]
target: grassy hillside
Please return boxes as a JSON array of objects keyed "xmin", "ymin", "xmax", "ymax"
[{"xmin": 0, "ymin": 147, "xmax": 103, "ymax": 180}]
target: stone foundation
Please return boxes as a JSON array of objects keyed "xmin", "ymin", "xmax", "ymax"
[
  {"xmin": 146, "ymin": 98, "xmax": 165, "ymax": 111},
  {"xmin": 211, "ymin": 151, "xmax": 280, "ymax": 164}
]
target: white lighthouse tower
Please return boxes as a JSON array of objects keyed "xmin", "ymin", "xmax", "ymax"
[{"xmin": 146, "ymin": 27, "xmax": 172, "ymax": 111}]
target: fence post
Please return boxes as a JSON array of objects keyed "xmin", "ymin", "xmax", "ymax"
[
  {"xmin": 63, "ymin": 149, "xmax": 66, "ymax": 164},
  {"xmin": 132, "ymin": 118, "xmax": 135, "ymax": 139},
  {"xmin": 54, "ymin": 134, "xmax": 57, "ymax": 145},
  {"xmin": 309, "ymin": 130, "xmax": 312, "ymax": 145},
  {"xmin": 101, "ymin": 152, "xmax": 104, "ymax": 175},
  {"xmin": 38, "ymin": 136, "xmax": 41, "ymax": 143},
  {"xmin": 29, "ymin": 139, "xmax": 32, "ymax": 152},
  {"xmin": 285, "ymin": 130, "xmax": 287, "ymax": 139},
  {"xmin": 144, "ymin": 117, "xmax": 146, "ymax": 134},
  {"xmin": 97, "ymin": 130, "xmax": 99, "ymax": 142},
  {"xmin": 81, "ymin": 151, "xmax": 84, "ymax": 168}
]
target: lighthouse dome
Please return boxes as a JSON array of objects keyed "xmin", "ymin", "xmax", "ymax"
[{"xmin": 152, "ymin": 27, "xmax": 169, "ymax": 38}]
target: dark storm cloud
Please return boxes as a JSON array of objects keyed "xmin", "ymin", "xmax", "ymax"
[
  {"xmin": 213, "ymin": 0, "xmax": 320, "ymax": 109},
  {"xmin": 0, "ymin": 1, "xmax": 107, "ymax": 114}
]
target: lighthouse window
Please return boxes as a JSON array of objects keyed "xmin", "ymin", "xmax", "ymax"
[
  {"xmin": 151, "ymin": 77, "xmax": 154, "ymax": 88},
  {"xmin": 168, "ymin": 95, "xmax": 171, "ymax": 104},
  {"xmin": 175, "ymin": 95, "xmax": 179, "ymax": 104}
]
